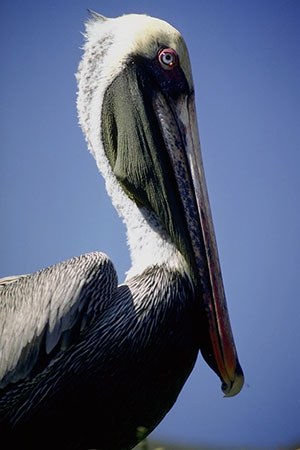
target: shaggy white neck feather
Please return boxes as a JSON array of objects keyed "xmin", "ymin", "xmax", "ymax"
[{"xmin": 76, "ymin": 15, "xmax": 187, "ymax": 279}]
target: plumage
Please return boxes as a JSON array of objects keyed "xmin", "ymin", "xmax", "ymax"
[
  {"xmin": 0, "ymin": 253, "xmax": 195, "ymax": 449},
  {"xmin": 0, "ymin": 12, "xmax": 243, "ymax": 450}
]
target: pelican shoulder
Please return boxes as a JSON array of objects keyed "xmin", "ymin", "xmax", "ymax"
[{"xmin": 0, "ymin": 252, "xmax": 117, "ymax": 389}]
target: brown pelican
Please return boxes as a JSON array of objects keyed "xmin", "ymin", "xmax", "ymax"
[{"xmin": 0, "ymin": 12, "xmax": 243, "ymax": 450}]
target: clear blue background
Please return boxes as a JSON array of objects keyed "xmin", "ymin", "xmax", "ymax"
[{"xmin": 1, "ymin": 1, "xmax": 299, "ymax": 448}]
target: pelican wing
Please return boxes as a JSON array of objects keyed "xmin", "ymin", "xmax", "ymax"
[{"xmin": 0, "ymin": 252, "xmax": 117, "ymax": 389}]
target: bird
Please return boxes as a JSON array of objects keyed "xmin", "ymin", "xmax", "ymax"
[{"xmin": 0, "ymin": 12, "xmax": 244, "ymax": 450}]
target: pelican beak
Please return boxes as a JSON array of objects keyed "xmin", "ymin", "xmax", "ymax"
[
  {"xmin": 153, "ymin": 92, "xmax": 244, "ymax": 397},
  {"xmin": 101, "ymin": 58, "xmax": 243, "ymax": 396}
]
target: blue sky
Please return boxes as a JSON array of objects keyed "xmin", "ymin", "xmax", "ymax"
[{"xmin": 1, "ymin": 1, "xmax": 300, "ymax": 448}]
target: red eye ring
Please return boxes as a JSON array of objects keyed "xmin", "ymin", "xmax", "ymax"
[{"xmin": 158, "ymin": 48, "xmax": 178, "ymax": 70}]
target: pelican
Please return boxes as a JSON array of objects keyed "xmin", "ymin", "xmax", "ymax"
[{"xmin": 0, "ymin": 12, "xmax": 243, "ymax": 450}]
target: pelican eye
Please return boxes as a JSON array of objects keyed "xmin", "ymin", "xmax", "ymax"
[{"xmin": 158, "ymin": 48, "xmax": 178, "ymax": 70}]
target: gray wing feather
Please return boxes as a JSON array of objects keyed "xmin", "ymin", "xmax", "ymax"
[{"xmin": 0, "ymin": 252, "xmax": 117, "ymax": 388}]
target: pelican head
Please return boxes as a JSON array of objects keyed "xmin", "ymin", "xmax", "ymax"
[{"xmin": 76, "ymin": 13, "xmax": 243, "ymax": 397}]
